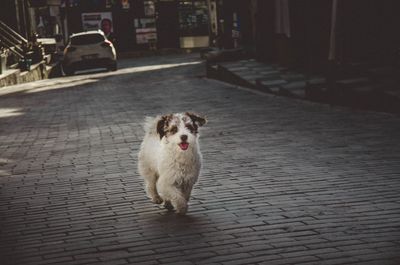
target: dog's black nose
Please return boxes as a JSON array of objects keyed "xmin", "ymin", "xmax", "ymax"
[{"xmin": 180, "ymin": 135, "xmax": 188, "ymax": 142}]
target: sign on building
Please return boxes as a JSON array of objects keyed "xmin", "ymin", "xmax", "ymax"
[{"xmin": 81, "ymin": 12, "xmax": 113, "ymax": 32}]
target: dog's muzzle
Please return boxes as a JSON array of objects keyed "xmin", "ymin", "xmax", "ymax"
[{"xmin": 179, "ymin": 142, "xmax": 189, "ymax": 151}]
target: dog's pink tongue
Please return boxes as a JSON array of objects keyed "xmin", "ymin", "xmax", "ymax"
[{"xmin": 179, "ymin": 143, "xmax": 189, "ymax": 150}]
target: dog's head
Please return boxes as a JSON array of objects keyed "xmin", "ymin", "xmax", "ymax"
[{"xmin": 156, "ymin": 112, "xmax": 207, "ymax": 151}]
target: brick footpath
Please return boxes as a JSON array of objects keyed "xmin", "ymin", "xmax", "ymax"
[{"xmin": 0, "ymin": 54, "xmax": 400, "ymax": 265}]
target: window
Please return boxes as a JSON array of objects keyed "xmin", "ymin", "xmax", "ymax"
[
  {"xmin": 178, "ymin": 0, "xmax": 209, "ymax": 36},
  {"xmin": 70, "ymin": 34, "xmax": 105, "ymax": 45}
]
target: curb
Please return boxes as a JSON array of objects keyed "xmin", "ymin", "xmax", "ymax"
[{"xmin": 0, "ymin": 61, "xmax": 61, "ymax": 88}]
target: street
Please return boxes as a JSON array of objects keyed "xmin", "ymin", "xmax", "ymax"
[{"xmin": 1, "ymin": 53, "xmax": 400, "ymax": 265}]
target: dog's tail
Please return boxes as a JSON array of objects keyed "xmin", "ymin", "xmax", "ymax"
[{"xmin": 143, "ymin": 116, "xmax": 160, "ymax": 136}]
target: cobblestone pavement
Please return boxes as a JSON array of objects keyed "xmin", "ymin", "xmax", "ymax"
[{"xmin": 1, "ymin": 54, "xmax": 400, "ymax": 265}]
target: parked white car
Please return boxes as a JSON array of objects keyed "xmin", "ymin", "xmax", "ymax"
[{"xmin": 63, "ymin": 30, "xmax": 117, "ymax": 75}]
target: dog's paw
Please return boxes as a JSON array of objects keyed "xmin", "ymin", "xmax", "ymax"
[
  {"xmin": 164, "ymin": 201, "xmax": 174, "ymax": 211},
  {"xmin": 151, "ymin": 196, "xmax": 163, "ymax": 204}
]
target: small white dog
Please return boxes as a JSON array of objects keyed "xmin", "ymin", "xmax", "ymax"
[{"xmin": 138, "ymin": 112, "xmax": 207, "ymax": 214}]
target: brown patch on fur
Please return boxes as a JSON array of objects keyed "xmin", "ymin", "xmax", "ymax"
[
  {"xmin": 157, "ymin": 115, "xmax": 172, "ymax": 139},
  {"xmin": 167, "ymin": 125, "xmax": 178, "ymax": 135},
  {"xmin": 185, "ymin": 123, "xmax": 198, "ymax": 134},
  {"xmin": 186, "ymin": 112, "xmax": 207, "ymax": 127}
]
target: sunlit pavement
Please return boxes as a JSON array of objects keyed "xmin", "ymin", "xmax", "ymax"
[{"xmin": 1, "ymin": 53, "xmax": 400, "ymax": 265}]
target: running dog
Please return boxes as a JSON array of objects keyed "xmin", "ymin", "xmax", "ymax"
[{"xmin": 138, "ymin": 112, "xmax": 207, "ymax": 214}]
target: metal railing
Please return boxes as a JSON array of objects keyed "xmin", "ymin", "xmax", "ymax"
[{"xmin": 0, "ymin": 20, "xmax": 28, "ymax": 59}]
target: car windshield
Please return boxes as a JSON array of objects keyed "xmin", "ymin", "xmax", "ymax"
[{"xmin": 70, "ymin": 34, "xmax": 104, "ymax": 45}]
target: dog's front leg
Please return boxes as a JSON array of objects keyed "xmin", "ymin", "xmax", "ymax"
[
  {"xmin": 144, "ymin": 173, "xmax": 162, "ymax": 204},
  {"xmin": 169, "ymin": 190, "xmax": 188, "ymax": 215},
  {"xmin": 157, "ymin": 181, "xmax": 188, "ymax": 214},
  {"xmin": 182, "ymin": 184, "xmax": 194, "ymax": 202}
]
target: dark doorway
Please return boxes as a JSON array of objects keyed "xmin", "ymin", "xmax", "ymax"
[
  {"xmin": 156, "ymin": 1, "xmax": 179, "ymax": 48},
  {"xmin": 113, "ymin": 10, "xmax": 135, "ymax": 51}
]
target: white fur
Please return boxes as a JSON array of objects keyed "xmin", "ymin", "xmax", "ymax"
[{"xmin": 138, "ymin": 113, "xmax": 204, "ymax": 214}]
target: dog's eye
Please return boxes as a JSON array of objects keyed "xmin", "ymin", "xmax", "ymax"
[
  {"xmin": 186, "ymin": 124, "xmax": 198, "ymax": 134},
  {"xmin": 169, "ymin": 126, "xmax": 178, "ymax": 134}
]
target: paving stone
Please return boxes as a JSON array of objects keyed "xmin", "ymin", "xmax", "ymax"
[{"xmin": 336, "ymin": 77, "xmax": 369, "ymax": 87}]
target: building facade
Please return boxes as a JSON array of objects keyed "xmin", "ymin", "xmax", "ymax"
[
  {"xmin": 58, "ymin": 0, "xmax": 211, "ymax": 51},
  {"xmin": 255, "ymin": 0, "xmax": 400, "ymax": 73},
  {"xmin": 214, "ymin": 0, "xmax": 400, "ymax": 73}
]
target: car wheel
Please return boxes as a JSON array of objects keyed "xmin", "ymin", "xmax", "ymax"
[
  {"xmin": 63, "ymin": 66, "xmax": 74, "ymax": 76},
  {"xmin": 108, "ymin": 62, "xmax": 117, "ymax": 72}
]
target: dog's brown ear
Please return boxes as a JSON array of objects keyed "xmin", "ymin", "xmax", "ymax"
[
  {"xmin": 156, "ymin": 115, "xmax": 169, "ymax": 139},
  {"xmin": 186, "ymin": 112, "xmax": 207, "ymax": 127}
]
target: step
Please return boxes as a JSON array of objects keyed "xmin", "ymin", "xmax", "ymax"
[
  {"xmin": 258, "ymin": 69, "xmax": 280, "ymax": 75},
  {"xmin": 350, "ymin": 85, "xmax": 375, "ymax": 93},
  {"xmin": 228, "ymin": 66, "xmax": 250, "ymax": 72},
  {"xmin": 336, "ymin": 77, "xmax": 369, "ymax": 88},
  {"xmin": 258, "ymin": 79, "xmax": 287, "ymax": 87},
  {"xmin": 367, "ymin": 66, "xmax": 397, "ymax": 78},
  {"xmin": 307, "ymin": 76, "xmax": 327, "ymax": 86},
  {"xmin": 240, "ymin": 61, "xmax": 265, "ymax": 68},
  {"xmin": 281, "ymin": 80, "xmax": 307, "ymax": 90},
  {"xmin": 385, "ymin": 89, "xmax": 400, "ymax": 100},
  {"xmin": 280, "ymin": 81, "xmax": 307, "ymax": 98},
  {"xmin": 220, "ymin": 62, "xmax": 244, "ymax": 68},
  {"xmin": 269, "ymin": 86, "xmax": 281, "ymax": 94},
  {"xmin": 241, "ymin": 74, "xmax": 263, "ymax": 84},
  {"xmin": 283, "ymin": 87, "xmax": 306, "ymax": 98},
  {"xmin": 281, "ymin": 72, "xmax": 306, "ymax": 81}
]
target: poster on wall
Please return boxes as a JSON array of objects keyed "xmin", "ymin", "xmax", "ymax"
[
  {"xmin": 136, "ymin": 28, "xmax": 157, "ymax": 44},
  {"xmin": 81, "ymin": 12, "xmax": 113, "ymax": 33},
  {"xmin": 134, "ymin": 18, "xmax": 157, "ymax": 44}
]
